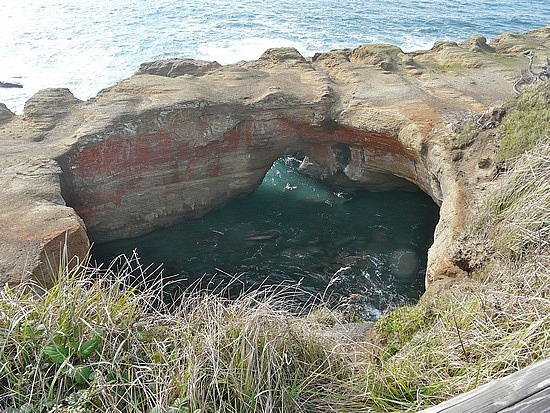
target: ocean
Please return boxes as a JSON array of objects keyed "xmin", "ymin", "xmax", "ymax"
[
  {"xmin": 1, "ymin": 1, "xmax": 546, "ymax": 317},
  {"xmin": 1, "ymin": 0, "xmax": 548, "ymax": 113},
  {"xmin": 93, "ymin": 158, "xmax": 439, "ymax": 319}
]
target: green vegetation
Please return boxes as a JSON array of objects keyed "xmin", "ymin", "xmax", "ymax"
[
  {"xmin": 498, "ymin": 82, "xmax": 550, "ymax": 161},
  {"xmin": 374, "ymin": 304, "xmax": 431, "ymax": 361},
  {"xmin": 1, "ymin": 87, "xmax": 549, "ymax": 412},
  {"xmin": 0, "ymin": 255, "xmax": 368, "ymax": 412},
  {"xmin": 479, "ymin": 144, "xmax": 549, "ymax": 256},
  {"xmin": 426, "ymin": 63, "xmax": 471, "ymax": 73},
  {"xmin": 445, "ymin": 113, "xmax": 481, "ymax": 162},
  {"xmin": 453, "ymin": 120, "xmax": 479, "ymax": 149}
]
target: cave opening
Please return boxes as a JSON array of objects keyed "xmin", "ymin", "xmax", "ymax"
[{"xmin": 91, "ymin": 155, "xmax": 440, "ymax": 320}]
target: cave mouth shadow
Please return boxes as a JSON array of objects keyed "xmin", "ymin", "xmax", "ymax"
[{"xmin": 91, "ymin": 155, "xmax": 440, "ymax": 320}]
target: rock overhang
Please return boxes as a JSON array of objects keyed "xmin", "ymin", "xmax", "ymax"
[{"xmin": 58, "ymin": 107, "xmax": 423, "ymax": 242}]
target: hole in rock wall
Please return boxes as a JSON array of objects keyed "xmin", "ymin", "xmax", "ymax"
[{"xmin": 91, "ymin": 155, "xmax": 439, "ymax": 320}]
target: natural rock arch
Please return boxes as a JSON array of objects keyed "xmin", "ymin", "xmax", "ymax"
[
  {"xmin": 58, "ymin": 116, "xmax": 431, "ymax": 243},
  {"xmin": 53, "ymin": 90, "xmax": 451, "ymax": 289}
]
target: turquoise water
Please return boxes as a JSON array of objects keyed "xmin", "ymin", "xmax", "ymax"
[
  {"xmin": 1, "ymin": 0, "xmax": 541, "ymax": 316},
  {"xmin": 1, "ymin": 0, "xmax": 548, "ymax": 112},
  {"xmin": 93, "ymin": 158, "xmax": 439, "ymax": 319}
]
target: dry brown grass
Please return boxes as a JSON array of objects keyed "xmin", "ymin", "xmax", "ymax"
[
  {"xmin": 366, "ymin": 141, "xmax": 550, "ymax": 411},
  {"xmin": 0, "ymin": 253, "xmax": 370, "ymax": 412}
]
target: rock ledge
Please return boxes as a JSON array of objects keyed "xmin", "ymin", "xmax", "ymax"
[{"xmin": 1, "ymin": 26, "xmax": 549, "ymax": 288}]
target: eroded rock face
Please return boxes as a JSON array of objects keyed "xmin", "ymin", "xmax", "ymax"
[
  {"xmin": 59, "ymin": 115, "xmax": 423, "ymax": 242},
  {"xmin": 0, "ymin": 26, "xmax": 548, "ymax": 288},
  {"xmin": 0, "ymin": 103, "xmax": 14, "ymax": 123},
  {"xmin": 0, "ymin": 158, "xmax": 88, "ymax": 287}
]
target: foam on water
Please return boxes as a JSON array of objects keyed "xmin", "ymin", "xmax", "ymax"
[{"xmin": 198, "ymin": 37, "xmax": 309, "ymax": 64}]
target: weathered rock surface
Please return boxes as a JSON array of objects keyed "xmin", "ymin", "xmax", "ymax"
[
  {"xmin": 1, "ymin": 26, "xmax": 549, "ymax": 288},
  {"xmin": 136, "ymin": 58, "xmax": 222, "ymax": 77}
]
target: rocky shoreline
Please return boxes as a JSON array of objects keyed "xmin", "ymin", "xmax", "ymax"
[{"xmin": 1, "ymin": 26, "xmax": 548, "ymax": 289}]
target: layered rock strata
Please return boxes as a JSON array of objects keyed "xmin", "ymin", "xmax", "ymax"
[{"xmin": 1, "ymin": 26, "xmax": 549, "ymax": 288}]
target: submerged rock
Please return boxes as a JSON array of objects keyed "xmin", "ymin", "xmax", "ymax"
[
  {"xmin": 245, "ymin": 230, "xmax": 281, "ymax": 242},
  {"xmin": 389, "ymin": 248, "xmax": 419, "ymax": 279}
]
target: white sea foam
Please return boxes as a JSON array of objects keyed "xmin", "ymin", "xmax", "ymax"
[{"xmin": 1, "ymin": 0, "xmax": 548, "ymax": 113}]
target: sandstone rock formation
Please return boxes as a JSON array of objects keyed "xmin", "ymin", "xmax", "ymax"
[{"xmin": 1, "ymin": 26, "xmax": 549, "ymax": 289}]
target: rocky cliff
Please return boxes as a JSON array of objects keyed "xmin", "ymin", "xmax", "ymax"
[{"xmin": 1, "ymin": 26, "xmax": 549, "ymax": 288}]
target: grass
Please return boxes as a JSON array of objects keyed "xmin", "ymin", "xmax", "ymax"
[
  {"xmin": 0, "ymin": 253, "xmax": 370, "ymax": 412},
  {"xmin": 478, "ymin": 144, "xmax": 549, "ymax": 256},
  {"xmin": 426, "ymin": 63, "xmax": 471, "ymax": 73},
  {"xmin": 444, "ymin": 112, "xmax": 480, "ymax": 162}
]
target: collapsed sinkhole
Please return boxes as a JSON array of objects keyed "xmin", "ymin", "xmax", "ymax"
[{"xmin": 90, "ymin": 155, "xmax": 439, "ymax": 320}]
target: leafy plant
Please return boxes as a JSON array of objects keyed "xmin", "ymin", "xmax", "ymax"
[{"xmin": 43, "ymin": 331, "xmax": 102, "ymax": 385}]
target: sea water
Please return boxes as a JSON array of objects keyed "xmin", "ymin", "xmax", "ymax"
[
  {"xmin": 1, "ymin": 0, "xmax": 546, "ymax": 317},
  {"xmin": 92, "ymin": 158, "xmax": 439, "ymax": 319}
]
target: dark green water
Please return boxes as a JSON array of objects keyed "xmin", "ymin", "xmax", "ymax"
[{"xmin": 92, "ymin": 157, "xmax": 439, "ymax": 319}]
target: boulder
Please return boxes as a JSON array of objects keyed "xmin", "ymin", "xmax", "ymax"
[
  {"xmin": 0, "ymin": 103, "xmax": 14, "ymax": 123},
  {"xmin": 136, "ymin": 58, "xmax": 222, "ymax": 77}
]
